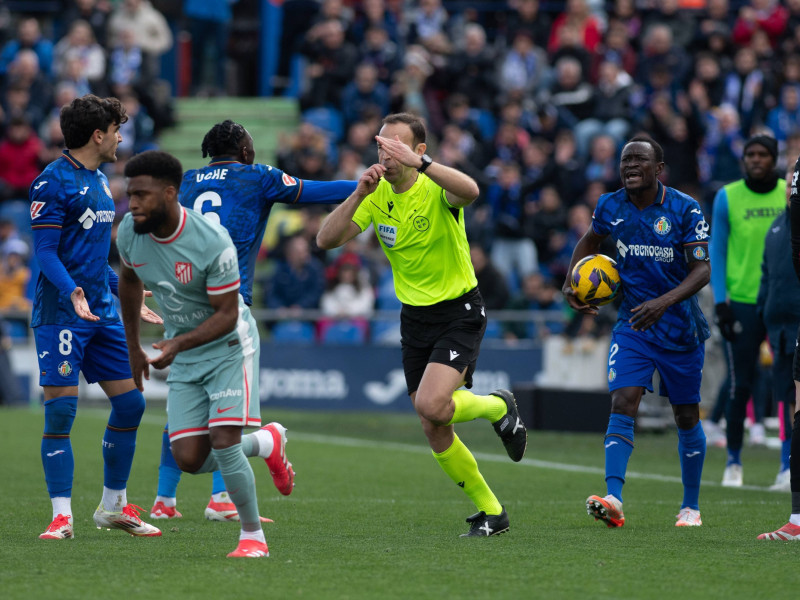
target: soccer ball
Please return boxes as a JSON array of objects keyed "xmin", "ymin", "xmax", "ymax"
[{"xmin": 570, "ymin": 254, "xmax": 621, "ymax": 306}]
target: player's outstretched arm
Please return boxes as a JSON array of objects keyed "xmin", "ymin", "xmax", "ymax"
[
  {"xmin": 149, "ymin": 288, "xmax": 240, "ymax": 370},
  {"xmin": 562, "ymin": 227, "xmax": 606, "ymax": 315},
  {"xmin": 69, "ymin": 287, "xmax": 100, "ymax": 322},
  {"xmin": 118, "ymin": 262, "xmax": 149, "ymax": 391},
  {"xmin": 316, "ymin": 164, "xmax": 384, "ymax": 250},
  {"xmin": 629, "ymin": 259, "xmax": 710, "ymax": 331}
]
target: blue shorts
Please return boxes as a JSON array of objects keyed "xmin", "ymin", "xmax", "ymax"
[
  {"xmin": 33, "ymin": 322, "xmax": 132, "ymax": 386},
  {"xmin": 607, "ymin": 328, "xmax": 704, "ymax": 404}
]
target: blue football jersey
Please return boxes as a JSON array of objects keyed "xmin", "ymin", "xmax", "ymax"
[
  {"xmin": 592, "ymin": 182, "xmax": 711, "ymax": 350},
  {"xmin": 179, "ymin": 161, "xmax": 353, "ymax": 306},
  {"xmin": 30, "ymin": 151, "xmax": 118, "ymax": 327}
]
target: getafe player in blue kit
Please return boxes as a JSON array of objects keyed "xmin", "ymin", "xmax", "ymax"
[
  {"xmin": 149, "ymin": 120, "xmax": 357, "ymax": 521},
  {"xmin": 32, "ymin": 95, "xmax": 162, "ymax": 540},
  {"xmin": 562, "ymin": 136, "xmax": 711, "ymax": 528}
]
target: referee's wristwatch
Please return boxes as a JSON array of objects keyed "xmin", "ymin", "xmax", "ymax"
[{"xmin": 417, "ymin": 154, "xmax": 432, "ymax": 173}]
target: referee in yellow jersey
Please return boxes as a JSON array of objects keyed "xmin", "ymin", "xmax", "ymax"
[{"xmin": 317, "ymin": 113, "xmax": 527, "ymax": 537}]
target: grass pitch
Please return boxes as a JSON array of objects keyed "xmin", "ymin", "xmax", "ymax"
[{"xmin": 1, "ymin": 404, "xmax": 796, "ymax": 600}]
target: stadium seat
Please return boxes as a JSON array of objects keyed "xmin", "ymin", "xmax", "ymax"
[
  {"xmin": 469, "ymin": 108, "xmax": 497, "ymax": 141},
  {"xmin": 270, "ymin": 320, "xmax": 315, "ymax": 344},
  {"xmin": 483, "ymin": 320, "xmax": 503, "ymax": 340},
  {"xmin": 375, "ymin": 268, "xmax": 401, "ymax": 310},
  {"xmin": 320, "ymin": 320, "xmax": 367, "ymax": 345},
  {"xmin": 371, "ymin": 319, "xmax": 401, "ymax": 345},
  {"xmin": 0, "ymin": 200, "xmax": 33, "ymax": 239},
  {"xmin": 302, "ymin": 106, "xmax": 345, "ymax": 143}
]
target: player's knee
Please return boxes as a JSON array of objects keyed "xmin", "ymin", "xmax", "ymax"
[
  {"xmin": 415, "ymin": 395, "xmax": 451, "ymax": 426},
  {"xmin": 674, "ymin": 409, "xmax": 699, "ymax": 430},
  {"xmin": 108, "ymin": 388, "xmax": 145, "ymax": 425},
  {"xmin": 44, "ymin": 396, "xmax": 78, "ymax": 434}
]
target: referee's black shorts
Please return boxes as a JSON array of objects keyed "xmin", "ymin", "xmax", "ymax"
[{"xmin": 400, "ymin": 287, "xmax": 487, "ymax": 395}]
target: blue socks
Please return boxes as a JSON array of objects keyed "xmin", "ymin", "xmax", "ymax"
[
  {"xmin": 157, "ymin": 425, "xmax": 183, "ymax": 497},
  {"xmin": 678, "ymin": 422, "xmax": 706, "ymax": 510},
  {"xmin": 212, "ymin": 470, "xmax": 226, "ymax": 494},
  {"xmin": 103, "ymin": 389, "xmax": 145, "ymax": 490},
  {"xmin": 604, "ymin": 413, "xmax": 635, "ymax": 503},
  {"xmin": 41, "ymin": 395, "xmax": 77, "ymax": 497}
]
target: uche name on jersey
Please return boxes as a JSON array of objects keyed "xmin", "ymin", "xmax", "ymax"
[{"xmin": 195, "ymin": 168, "xmax": 229, "ymax": 182}]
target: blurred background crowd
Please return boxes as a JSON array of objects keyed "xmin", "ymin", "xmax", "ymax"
[{"xmin": 0, "ymin": 0, "xmax": 796, "ymax": 347}]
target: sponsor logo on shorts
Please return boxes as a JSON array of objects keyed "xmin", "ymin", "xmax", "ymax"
[
  {"xmin": 209, "ymin": 389, "xmax": 243, "ymax": 401},
  {"xmin": 58, "ymin": 361, "xmax": 73, "ymax": 377},
  {"xmin": 608, "ymin": 368, "xmax": 616, "ymax": 382}
]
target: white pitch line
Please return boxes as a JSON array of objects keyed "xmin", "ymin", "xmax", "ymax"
[{"xmin": 290, "ymin": 431, "xmax": 774, "ymax": 492}]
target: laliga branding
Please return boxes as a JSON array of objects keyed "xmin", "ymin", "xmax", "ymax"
[{"xmin": 616, "ymin": 239, "xmax": 674, "ymax": 262}]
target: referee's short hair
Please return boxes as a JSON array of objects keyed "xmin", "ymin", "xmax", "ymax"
[
  {"xmin": 382, "ymin": 112, "xmax": 426, "ymax": 147},
  {"xmin": 124, "ymin": 150, "xmax": 183, "ymax": 188}
]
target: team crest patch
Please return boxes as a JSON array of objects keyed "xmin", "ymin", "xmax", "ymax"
[
  {"xmin": 693, "ymin": 246, "xmax": 707, "ymax": 260},
  {"xmin": 282, "ymin": 173, "xmax": 297, "ymax": 186},
  {"xmin": 608, "ymin": 368, "xmax": 616, "ymax": 383},
  {"xmin": 413, "ymin": 216, "xmax": 430, "ymax": 232},
  {"xmin": 30, "ymin": 201, "xmax": 46, "ymax": 220},
  {"xmin": 58, "ymin": 361, "xmax": 73, "ymax": 377},
  {"xmin": 175, "ymin": 262, "xmax": 193, "ymax": 284},
  {"xmin": 653, "ymin": 216, "xmax": 671, "ymax": 236},
  {"xmin": 378, "ymin": 224, "xmax": 397, "ymax": 248}
]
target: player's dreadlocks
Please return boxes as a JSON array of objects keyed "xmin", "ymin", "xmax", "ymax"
[{"xmin": 201, "ymin": 120, "xmax": 247, "ymax": 158}]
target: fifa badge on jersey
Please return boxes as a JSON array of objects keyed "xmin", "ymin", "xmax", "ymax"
[
  {"xmin": 378, "ymin": 224, "xmax": 397, "ymax": 248},
  {"xmin": 57, "ymin": 361, "xmax": 73, "ymax": 377},
  {"xmin": 653, "ymin": 216, "xmax": 671, "ymax": 236},
  {"xmin": 175, "ymin": 262, "xmax": 193, "ymax": 284},
  {"xmin": 608, "ymin": 368, "xmax": 616, "ymax": 383}
]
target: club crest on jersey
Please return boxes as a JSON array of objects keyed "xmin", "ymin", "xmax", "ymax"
[
  {"xmin": 378, "ymin": 224, "xmax": 397, "ymax": 248},
  {"xmin": 653, "ymin": 216, "xmax": 671, "ymax": 236},
  {"xmin": 693, "ymin": 246, "xmax": 707, "ymax": 260},
  {"xmin": 608, "ymin": 368, "xmax": 616, "ymax": 383},
  {"xmin": 282, "ymin": 173, "xmax": 297, "ymax": 186},
  {"xmin": 58, "ymin": 361, "xmax": 73, "ymax": 377},
  {"xmin": 30, "ymin": 201, "xmax": 46, "ymax": 220},
  {"xmin": 175, "ymin": 262, "xmax": 193, "ymax": 284}
]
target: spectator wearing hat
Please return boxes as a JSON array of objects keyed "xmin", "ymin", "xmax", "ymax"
[{"xmin": 710, "ymin": 133, "xmax": 785, "ymax": 488}]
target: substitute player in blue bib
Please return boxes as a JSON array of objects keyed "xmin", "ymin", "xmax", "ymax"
[
  {"xmin": 31, "ymin": 94, "xmax": 162, "ymax": 540},
  {"xmin": 149, "ymin": 120, "xmax": 357, "ymax": 521},
  {"xmin": 562, "ymin": 135, "xmax": 711, "ymax": 528}
]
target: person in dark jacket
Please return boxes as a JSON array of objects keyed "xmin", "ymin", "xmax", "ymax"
[{"xmin": 756, "ymin": 166, "xmax": 800, "ymax": 491}]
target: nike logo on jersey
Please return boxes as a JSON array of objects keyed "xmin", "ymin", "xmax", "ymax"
[
  {"xmin": 46, "ymin": 450, "xmax": 65, "ymax": 457},
  {"xmin": 39, "ymin": 351, "xmax": 49, "ymax": 358},
  {"xmin": 79, "ymin": 186, "xmax": 89, "ymax": 195},
  {"xmin": 449, "ymin": 350, "xmax": 460, "ymax": 361},
  {"xmin": 684, "ymin": 451, "xmax": 701, "ymax": 458},
  {"xmin": 611, "ymin": 219, "xmax": 624, "ymax": 226},
  {"xmin": 605, "ymin": 441, "xmax": 618, "ymax": 448},
  {"xmin": 132, "ymin": 262, "xmax": 148, "ymax": 268},
  {"xmin": 216, "ymin": 406, "xmax": 235, "ymax": 414},
  {"xmin": 34, "ymin": 180, "xmax": 48, "ymax": 190}
]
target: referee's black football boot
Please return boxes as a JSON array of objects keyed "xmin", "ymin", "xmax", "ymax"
[
  {"xmin": 460, "ymin": 506, "xmax": 509, "ymax": 537},
  {"xmin": 491, "ymin": 389, "xmax": 527, "ymax": 462}
]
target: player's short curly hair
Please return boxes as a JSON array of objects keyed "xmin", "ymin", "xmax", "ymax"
[
  {"xmin": 201, "ymin": 119, "xmax": 248, "ymax": 158},
  {"xmin": 626, "ymin": 135, "xmax": 664, "ymax": 163},
  {"xmin": 60, "ymin": 94, "xmax": 128, "ymax": 149},
  {"xmin": 382, "ymin": 112, "xmax": 427, "ymax": 147},
  {"xmin": 124, "ymin": 150, "xmax": 183, "ymax": 188}
]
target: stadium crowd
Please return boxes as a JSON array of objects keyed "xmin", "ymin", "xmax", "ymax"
[{"xmin": 1, "ymin": 0, "xmax": 799, "ymax": 347}]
